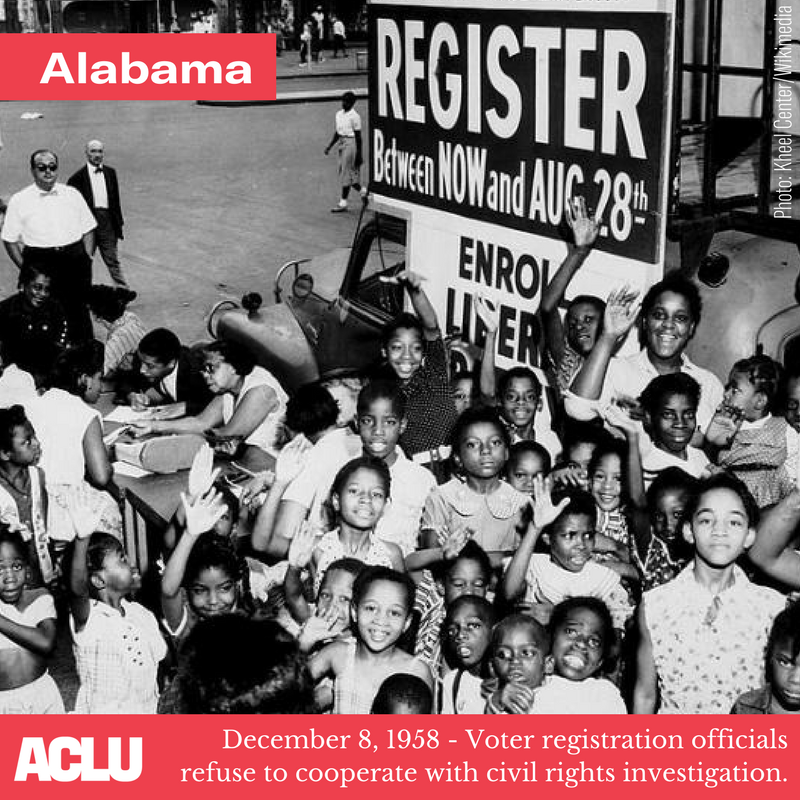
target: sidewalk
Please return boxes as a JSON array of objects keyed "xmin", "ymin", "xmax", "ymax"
[
  {"xmin": 275, "ymin": 45, "xmax": 367, "ymax": 80},
  {"xmin": 199, "ymin": 46, "xmax": 368, "ymax": 106}
]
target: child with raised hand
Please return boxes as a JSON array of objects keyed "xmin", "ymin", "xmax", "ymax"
[
  {"xmin": 0, "ymin": 405, "xmax": 53, "ymax": 588},
  {"xmin": 356, "ymin": 379, "xmax": 436, "ymax": 558},
  {"xmin": 371, "ymin": 673, "xmax": 433, "ymax": 714},
  {"xmin": 732, "ymin": 602, "xmax": 800, "ymax": 714},
  {"xmin": 310, "ymin": 456, "xmax": 405, "ymax": 593},
  {"xmin": 474, "ymin": 293, "xmax": 561, "ymax": 460},
  {"xmin": 533, "ymin": 596, "xmax": 626, "ymax": 714},
  {"xmin": 715, "ymin": 354, "xmax": 799, "ymax": 508},
  {"xmin": 551, "ymin": 421, "xmax": 614, "ymax": 491},
  {"xmin": 283, "ymin": 520, "xmax": 363, "ymax": 652},
  {"xmin": 540, "ymin": 196, "xmax": 604, "ymax": 395},
  {"xmin": 499, "ymin": 477, "xmax": 631, "ymax": 632},
  {"xmin": 310, "ymin": 566, "xmax": 432, "ymax": 713},
  {"xmin": 0, "ymin": 528, "xmax": 63, "ymax": 713},
  {"xmin": 634, "ymin": 473, "xmax": 787, "ymax": 714},
  {"xmin": 441, "ymin": 594, "xmax": 496, "ymax": 714},
  {"xmin": 67, "ymin": 489, "xmax": 166, "ymax": 713},
  {"xmin": 505, "ymin": 440, "xmax": 551, "ymax": 497},
  {"xmin": 638, "ymin": 372, "xmax": 710, "ymax": 486},
  {"xmin": 376, "ymin": 270, "xmax": 457, "ymax": 468},
  {"xmin": 409, "ymin": 407, "xmax": 529, "ymax": 575},
  {"xmin": 485, "ymin": 613, "xmax": 549, "ymax": 714},
  {"xmin": 161, "ymin": 489, "xmax": 239, "ymax": 648},
  {"xmin": 634, "ymin": 467, "xmax": 696, "ymax": 591}
]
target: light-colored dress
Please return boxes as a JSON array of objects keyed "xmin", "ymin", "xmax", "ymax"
[
  {"xmin": 221, "ymin": 366, "xmax": 288, "ymax": 457},
  {"xmin": 643, "ymin": 563, "xmax": 786, "ymax": 714}
]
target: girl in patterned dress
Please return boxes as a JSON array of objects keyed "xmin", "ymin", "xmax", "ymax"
[
  {"xmin": 310, "ymin": 566, "xmax": 431, "ymax": 713},
  {"xmin": 310, "ymin": 456, "xmax": 405, "ymax": 594}
]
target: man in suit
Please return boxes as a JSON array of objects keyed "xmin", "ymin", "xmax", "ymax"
[
  {"xmin": 117, "ymin": 328, "xmax": 213, "ymax": 416},
  {"xmin": 68, "ymin": 139, "xmax": 129, "ymax": 289}
]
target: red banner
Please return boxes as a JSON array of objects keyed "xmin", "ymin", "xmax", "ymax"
[
  {"xmin": 0, "ymin": 35, "xmax": 276, "ymax": 101},
  {"xmin": 1, "ymin": 715, "xmax": 799, "ymax": 799}
]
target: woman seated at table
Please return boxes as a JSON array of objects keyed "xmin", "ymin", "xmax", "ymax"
[{"xmin": 130, "ymin": 341, "xmax": 288, "ymax": 471}]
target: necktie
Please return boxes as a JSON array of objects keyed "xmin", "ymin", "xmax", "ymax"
[{"xmin": 95, "ymin": 167, "xmax": 103, "ymax": 173}]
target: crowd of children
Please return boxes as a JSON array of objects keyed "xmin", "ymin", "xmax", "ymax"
[{"xmin": 2, "ymin": 195, "xmax": 800, "ymax": 716}]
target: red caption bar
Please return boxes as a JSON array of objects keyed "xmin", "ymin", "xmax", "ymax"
[
  {"xmin": 1, "ymin": 715, "xmax": 799, "ymax": 800},
  {"xmin": 0, "ymin": 34, "xmax": 276, "ymax": 101}
]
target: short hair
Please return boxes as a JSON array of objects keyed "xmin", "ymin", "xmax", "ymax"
[
  {"xmin": 446, "ymin": 539, "xmax": 492, "ymax": 583},
  {"xmin": 381, "ymin": 312, "xmax": 424, "ymax": 349},
  {"xmin": 561, "ymin": 420, "xmax": 615, "ymax": 457},
  {"xmin": 87, "ymin": 285, "xmax": 137, "ymax": 323},
  {"xmin": 545, "ymin": 488, "xmax": 598, "ymax": 537},
  {"xmin": 320, "ymin": 557, "xmax": 365, "ymax": 587},
  {"xmin": 444, "ymin": 594, "xmax": 497, "ymax": 627},
  {"xmin": 184, "ymin": 532, "xmax": 243, "ymax": 588},
  {"xmin": 550, "ymin": 596, "xmax": 616, "ymax": 667},
  {"xmin": 730, "ymin": 354, "xmax": 784, "ymax": 412},
  {"xmin": 639, "ymin": 372, "xmax": 701, "ymax": 417},
  {"xmin": 30, "ymin": 149, "xmax": 57, "ymax": 169},
  {"xmin": 86, "ymin": 531, "xmax": 122, "ymax": 569},
  {"xmin": 342, "ymin": 90, "xmax": 356, "ymax": 105},
  {"xmin": 371, "ymin": 673, "xmax": 432, "ymax": 714},
  {"xmin": 285, "ymin": 382, "xmax": 339, "ymax": 436},
  {"xmin": 683, "ymin": 472, "xmax": 760, "ymax": 529},
  {"xmin": 352, "ymin": 566, "xmax": 416, "ymax": 615},
  {"xmin": 357, "ymin": 378, "xmax": 406, "ymax": 419},
  {"xmin": 204, "ymin": 340, "xmax": 257, "ymax": 377},
  {"xmin": 48, "ymin": 341, "xmax": 104, "ymax": 394},
  {"xmin": 640, "ymin": 273, "xmax": 703, "ymax": 324},
  {"xmin": 171, "ymin": 616, "xmax": 317, "ymax": 713},
  {"xmin": 567, "ymin": 294, "xmax": 605, "ymax": 316},
  {"xmin": 767, "ymin": 602, "xmax": 800, "ymax": 667},
  {"xmin": 0, "ymin": 526, "xmax": 28, "ymax": 562},
  {"xmin": 491, "ymin": 612, "xmax": 550, "ymax": 654},
  {"xmin": 18, "ymin": 261, "xmax": 54, "ymax": 290},
  {"xmin": 138, "ymin": 328, "xmax": 181, "ymax": 365},
  {"xmin": 507, "ymin": 440, "xmax": 552, "ymax": 476},
  {"xmin": 0, "ymin": 405, "xmax": 32, "ymax": 453},
  {"xmin": 450, "ymin": 406, "xmax": 509, "ymax": 451},
  {"xmin": 646, "ymin": 466, "xmax": 698, "ymax": 508},
  {"xmin": 498, "ymin": 367, "xmax": 541, "ymax": 399}
]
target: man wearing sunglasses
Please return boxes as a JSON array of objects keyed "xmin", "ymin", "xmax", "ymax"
[{"xmin": 1, "ymin": 149, "xmax": 97, "ymax": 341}]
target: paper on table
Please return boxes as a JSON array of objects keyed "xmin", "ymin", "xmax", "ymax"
[
  {"xmin": 113, "ymin": 461, "xmax": 152, "ymax": 478},
  {"xmin": 104, "ymin": 406, "xmax": 155, "ymax": 424}
]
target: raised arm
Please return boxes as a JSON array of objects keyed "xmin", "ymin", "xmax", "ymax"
[
  {"xmin": 499, "ymin": 477, "xmax": 568, "ymax": 604},
  {"xmin": 397, "ymin": 270, "xmax": 439, "ymax": 339},
  {"xmin": 541, "ymin": 197, "xmax": 600, "ymax": 366},
  {"xmin": 161, "ymin": 490, "xmax": 226, "ymax": 630},
  {"xmin": 66, "ymin": 490, "xmax": 106, "ymax": 631},
  {"xmin": 251, "ymin": 436, "xmax": 312, "ymax": 559},
  {"xmin": 748, "ymin": 489, "xmax": 800, "ymax": 588},
  {"xmin": 569, "ymin": 286, "xmax": 641, "ymax": 402},
  {"xmin": 474, "ymin": 293, "xmax": 499, "ymax": 402}
]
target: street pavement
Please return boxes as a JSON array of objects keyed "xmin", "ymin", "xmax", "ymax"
[{"xmin": 0, "ymin": 62, "xmax": 368, "ymax": 347}]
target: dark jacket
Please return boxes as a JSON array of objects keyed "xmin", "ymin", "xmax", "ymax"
[
  {"xmin": 67, "ymin": 164, "xmax": 124, "ymax": 239},
  {"xmin": 115, "ymin": 347, "xmax": 213, "ymax": 416}
]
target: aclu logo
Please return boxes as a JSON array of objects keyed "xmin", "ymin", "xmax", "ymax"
[{"xmin": 15, "ymin": 737, "xmax": 142, "ymax": 782}]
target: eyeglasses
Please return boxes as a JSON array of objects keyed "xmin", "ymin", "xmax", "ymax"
[{"xmin": 34, "ymin": 163, "xmax": 58, "ymax": 173}]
